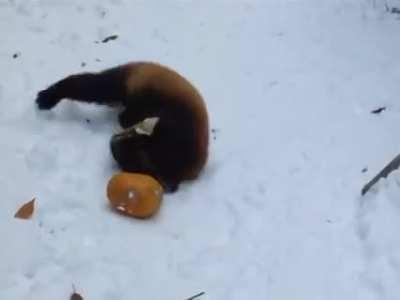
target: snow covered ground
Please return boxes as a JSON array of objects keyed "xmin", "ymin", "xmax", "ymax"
[{"xmin": 1, "ymin": 0, "xmax": 400, "ymax": 299}]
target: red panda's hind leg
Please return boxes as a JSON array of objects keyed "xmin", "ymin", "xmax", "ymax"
[
  {"xmin": 36, "ymin": 85, "xmax": 63, "ymax": 110},
  {"xmin": 118, "ymin": 89, "xmax": 164, "ymax": 128},
  {"xmin": 36, "ymin": 66, "xmax": 129, "ymax": 110}
]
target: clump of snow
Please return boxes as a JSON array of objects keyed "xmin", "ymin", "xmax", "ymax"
[
  {"xmin": 127, "ymin": 190, "xmax": 135, "ymax": 200},
  {"xmin": 1, "ymin": 0, "xmax": 400, "ymax": 299}
]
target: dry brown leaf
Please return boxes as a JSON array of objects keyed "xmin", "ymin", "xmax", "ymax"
[
  {"xmin": 14, "ymin": 198, "xmax": 35, "ymax": 219},
  {"xmin": 70, "ymin": 292, "xmax": 83, "ymax": 300}
]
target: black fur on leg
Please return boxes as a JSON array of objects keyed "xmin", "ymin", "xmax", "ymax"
[
  {"xmin": 159, "ymin": 179, "xmax": 179, "ymax": 193},
  {"xmin": 35, "ymin": 66, "xmax": 130, "ymax": 110},
  {"xmin": 118, "ymin": 109, "xmax": 134, "ymax": 129},
  {"xmin": 36, "ymin": 86, "xmax": 62, "ymax": 110},
  {"xmin": 118, "ymin": 89, "xmax": 165, "ymax": 129}
]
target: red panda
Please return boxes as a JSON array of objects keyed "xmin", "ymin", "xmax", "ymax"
[{"xmin": 36, "ymin": 62, "xmax": 209, "ymax": 192}]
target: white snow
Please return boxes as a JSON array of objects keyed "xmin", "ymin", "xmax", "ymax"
[
  {"xmin": 127, "ymin": 190, "xmax": 135, "ymax": 200},
  {"xmin": 1, "ymin": 0, "xmax": 400, "ymax": 299}
]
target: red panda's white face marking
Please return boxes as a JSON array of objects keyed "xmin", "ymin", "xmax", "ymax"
[{"xmin": 134, "ymin": 117, "xmax": 159, "ymax": 135}]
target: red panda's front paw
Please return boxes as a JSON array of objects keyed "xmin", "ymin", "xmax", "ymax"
[
  {"xmin": 118, "ymin": 111, "xmax": 132, "ymax": 128},
  {"xmin": 36, "ymin": 88, "xmax": 60, "ymax": 110},
  {"xmin": 156, "ymin": 177, "xmax": 179, "ymax": 193}
]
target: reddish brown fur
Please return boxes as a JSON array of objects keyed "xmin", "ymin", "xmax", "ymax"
[
  {"xmin": 35, "ymin": 61, "xmax": 209, "ymax": 192},
  {"xmin": 124, "ymin": 62, "xmax": 209, "ymax": 179}
]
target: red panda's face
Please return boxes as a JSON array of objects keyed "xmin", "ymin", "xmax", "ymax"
[{"xmin": 110, "ymin": 129, "xmax": 151, "ymax": 173}]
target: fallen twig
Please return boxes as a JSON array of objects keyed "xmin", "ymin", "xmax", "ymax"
[
  {"xmin": 391, "ymin": 7, "xmax": 400, "ymax": 14},
  {"xmin": 185, "ymin": 291, "xmax": 205, "ymax": 300},
  {"xmin": 361, "ymin": 153, "xmax": 400, "ymax": 195},
  {"xmin": 371, "ymin": 107, "xmax": 386, "ymax": 114},
  {"xmin": 102, "ymin": 35, "xmax": 118, "ymax": 43}
]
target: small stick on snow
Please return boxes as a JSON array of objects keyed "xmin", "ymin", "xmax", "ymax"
[
  {"xmin": 185, "ymin": 291, "xmax": 205, "ymax": 300},
  {"xmin": 361, "ymin": 153, "xmax": 400, "ymax": 195}
]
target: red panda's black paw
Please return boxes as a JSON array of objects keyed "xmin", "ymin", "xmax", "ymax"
[
  {"xmin": 118, "ymin": 111, "xmax": 132, "ymax": 128},
  {"xmin": 157, "ymin": 178, "xmax": 179, "ymax": 193},
  {"xmin": 164, "ymin": 183, "xmax": 178, "ymax": 193},
  {"xmin": 36, "ymin": 89, "xmax": 60, "ymax": 110}
]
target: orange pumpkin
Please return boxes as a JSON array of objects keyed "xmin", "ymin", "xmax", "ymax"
[{"xmin": 107, "ymin": 172, "xmax": 163, "ymax": 219}]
